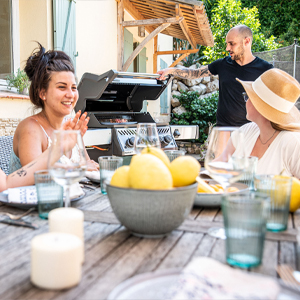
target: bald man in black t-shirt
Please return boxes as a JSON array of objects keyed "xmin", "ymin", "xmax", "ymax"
[{"xmin": 158, "ymin": 25, "xmax": 273, "ymax": 127}]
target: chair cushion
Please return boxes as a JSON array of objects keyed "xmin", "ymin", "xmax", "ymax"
[{"xmin": 0, "ymin": 136, "xmax": 13, "ymax": 175}]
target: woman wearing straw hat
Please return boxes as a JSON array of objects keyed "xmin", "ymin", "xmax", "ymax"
[{"xmin": 229, "ymin": 68, "xmax": 300, "ymax": 177}]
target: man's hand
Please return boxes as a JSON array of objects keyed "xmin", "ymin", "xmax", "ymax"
[{"xmin": 157, "ymin": 68, "xmax": 175, "ymax": 80}]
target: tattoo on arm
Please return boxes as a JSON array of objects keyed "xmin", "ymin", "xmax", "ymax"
[
  {"xmin": 16, "ymin": 169, "xmax": 27, "ymax": 177},
  {"xmin": 173, "ymin": 66, "xmax": 211, "ymax": 80},
  {"xmin": 25, "ymin": 161, "xmax": 37, "ymax": 169}
]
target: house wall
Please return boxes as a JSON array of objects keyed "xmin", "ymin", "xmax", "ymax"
[
  {"xmin": 76, "ymin": 0, "xmax": 118, "ymax": 79},
  {"xmin": 19, "ymin": 0, "xmax": 53, "ymax": 69}
]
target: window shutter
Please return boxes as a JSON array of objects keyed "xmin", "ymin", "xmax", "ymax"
[
  {"xmin": 160, "ymin": 59, "xmax": 169, "ymax": 114},
  {"xmin": 53, "ymin": 0, "xmax": 77, "ymax": 70},
  {"xmin": 138, "ymin": 47, "xmax": 148, "ymax": 112},
  {"xmin": 124, "ymin": 28, "xmax": 134, "ymax": 72}
]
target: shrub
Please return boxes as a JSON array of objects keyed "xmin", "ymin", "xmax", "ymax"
[{"xmin": 170, "ymin": 91, "xmax": 219, "ymax": 143}]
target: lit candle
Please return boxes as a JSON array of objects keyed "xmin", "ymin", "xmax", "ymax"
[
  {"xmin": 31, "ymin": 232, "xmax": 82, "ymax": 289},
  {"xmin": 48, "ymin": 207, "xmax": 84, "ymax": 262}
]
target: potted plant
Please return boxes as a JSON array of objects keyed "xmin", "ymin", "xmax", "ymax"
[{"xmin": 6, "ymin": 68, "xmax": 30, "ymax": 95}]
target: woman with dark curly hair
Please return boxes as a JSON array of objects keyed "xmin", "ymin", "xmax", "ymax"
[{"xmin": 9, "ymin": 43, "xmax": 99, "ymax": 173}]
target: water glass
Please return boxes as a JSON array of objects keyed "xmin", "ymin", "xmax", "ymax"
[
  {"xmin": 134, "ymin": 123, "xmax": 160, "ymax": 154},
  {"xmin": 232, "ymin": 156, "xmax": 258, "ymax": 190},
  {"xmin": 164, "ymin": 150, "xmax": 186, "ymax": 162},
  {"xmin": 34, "ymin": 170, "xmax": 64, "ymax": 219},
  {"xmin": 222, "ymin": 191, "xmax": 269, "ymax": 268},
  {"xmin": 98, "ymin": 156, "xmax": 123, "ymax": 194},
  {"xmin": 254, "ymin": 175, "xmax": 292, "ymax": 232}
]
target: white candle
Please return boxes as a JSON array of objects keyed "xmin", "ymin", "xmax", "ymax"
[
  {"xmin": 48, "ymin": 207, "xmax": 84, "ymax": 262},
  {"xmin": 31, "ymin": 232, "xmax": 82, "ymax": 290}
]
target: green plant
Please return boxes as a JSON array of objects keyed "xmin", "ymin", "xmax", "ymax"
[
  {"xmin": 170, "ymin": 91, "xmax": 218, "ymax": 143},
  {"xmin": 6, "ymin": 68, "xmax": 30, "ymax": 94}
]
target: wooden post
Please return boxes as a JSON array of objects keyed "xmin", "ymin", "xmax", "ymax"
[
  {"xmin": 122, "ymin": 23, "xmax": 171, "ymax": 71},
  {"xmin": 153, "ymin": 35, "xmax": 158, "ymax": 73},
  {"xmin": 117, "ymin": 0, "xmax": 124, "ymax": 71}
]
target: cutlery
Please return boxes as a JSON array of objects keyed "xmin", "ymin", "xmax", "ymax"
[
  {"xmin": 0, "ymin": 218, "xmax": 39, "ymax": 229},
  {"xmin": 0, "ymin": 207, "xmax": 35, "ymax": 220},
  {"xmin": 277, "ymin": 264, "xmax": 300, "ymax": 290}
]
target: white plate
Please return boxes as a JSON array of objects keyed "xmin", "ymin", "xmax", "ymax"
[
  {"xmin": 0, "ymin": 186, "xmax": 85, "ymax": 209},
  {"xmin": 194, "ymin": 180, "xmax": 249, "ymax": 207},
  {"xmin": 107, "ymin": 269, "xmax": 300, "ymax": 300}
]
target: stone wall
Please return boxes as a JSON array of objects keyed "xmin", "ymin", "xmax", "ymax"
[
  {"xmin": 170, "ymin": 63, "xmax": 219, "ymax": 157},
  {"xmin": 0, "ymin": 118, "xmax": 21, "ymax": 136}
]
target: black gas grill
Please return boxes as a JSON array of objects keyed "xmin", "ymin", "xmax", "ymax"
[{"xmin": 75, "ymin": 69, "xmax": 177, "ymax": 159}]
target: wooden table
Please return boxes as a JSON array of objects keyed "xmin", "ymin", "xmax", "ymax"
[{"xmin": 1, "ymin": 186, "xmax": 300, "ymax": 299}]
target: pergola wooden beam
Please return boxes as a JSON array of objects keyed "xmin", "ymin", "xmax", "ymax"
[
  {"xmin": 170, "ymin": 53, "xmax": 190, "ymax": 67},
  {"xmin": 177, "ymin": 4, "xmax": 197, "ymax": 49},
  {"xmin": 157, "ymin": 49, "xmax": 199, "ymax": 55},
  {"xmin": 193, "ymin": 6, "xmax": 214, "ymax": 47},
  {"xmin": 122, "ymin": 23, "xmax": 171, "ymax": 71},
  {"xmin": 122, "ymin": 16, "xmax": 183, "ymax": 27},
  {"xmin": 117, "ymin": 0, "xmax": 124, "ymax": 71},
  {"xmin": 123, "ymin": 0, "xmax": 155, "ymax": 33}
]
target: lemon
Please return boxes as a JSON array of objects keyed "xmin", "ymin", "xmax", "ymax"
[
  {"xmin": 110, "ymin": 166, "xmax": 130, "ymax": 188},
  {"xmin": 170, "ymin": 156, "xmax": 200, "ymax": 187},
  {"xmin": 141, "ymin": 147, "xmax": 171, "ymax": 168},
  {"xmin": 129, "ymin": 154, "xmax": 173, "ymax": 190},
  {"xmin": 289, "ymin": 177, "xmax": 300, "ymax": 212}
]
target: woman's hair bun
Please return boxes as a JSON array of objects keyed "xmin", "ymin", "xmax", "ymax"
[{"xmin": 24, "ymin": 42, "xmax": 47, "ymax": 81}]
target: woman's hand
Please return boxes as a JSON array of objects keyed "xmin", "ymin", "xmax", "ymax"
[
  {"xmin": 86, "ymin": 159, "xmax": 99, "ymax": 171},
  {"xmin": 63, "ymin": 111, "xmax": 90, "ymax": 136}
]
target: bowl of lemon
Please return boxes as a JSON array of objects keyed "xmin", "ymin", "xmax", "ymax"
[{"xmin": 106, "ymin": 147, "xmax": 199, "ymax": 238}]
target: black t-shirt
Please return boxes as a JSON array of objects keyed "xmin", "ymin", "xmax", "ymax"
[{"xmin": 208, "ymin": 56, "xmax": 273, "ymax": 126}]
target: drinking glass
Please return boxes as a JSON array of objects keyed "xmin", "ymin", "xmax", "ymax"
[
  {"xmin": 48, "ymin": 130, "xmax": 87, "ymax": 208},
  {"xmin": 254, "ymin": 175, "xmax": 292, "ymax": 232},
  {"xmin": 34, "ymin": 170, "xmax": 64, "ymax": 219},
  {"xmin": 134, "ymin": 123, "xmax": 160, "ymax": 154},
  {"xmin": 205, "ymin": 127, "xmax": 247, "ymax": 238},
  {"xmin": 98, "ymin": 156, "xmax": 123, "ymax": 194},
  {"xmin": 222, "ymin": 191, "xmax": 270, "ymax": 268},
  {"xmin": 164, "ymin": 150, "xmax": 186, "ymax": 162}
]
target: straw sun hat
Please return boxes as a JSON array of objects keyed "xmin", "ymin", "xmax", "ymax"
[{"xmin": 237, "ymin": 68, "xmax": 300, "ymax": 131}]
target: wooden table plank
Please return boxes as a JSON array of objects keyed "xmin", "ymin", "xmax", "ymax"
[
  {"xmin": 135, "ymin": 230, "xmax": 184, "ymax": 274},
  {"xmin": 0, "ymin": 188, "xmax": 299, "ymax": 299},
  {"xmin": 156, "ymin": 232, "xmax": 204, "ymax": 270}
]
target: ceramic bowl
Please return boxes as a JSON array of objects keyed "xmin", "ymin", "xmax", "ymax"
[{"xmin": 106, "ymin": 182, "xmax": 198, "ymax": 238}]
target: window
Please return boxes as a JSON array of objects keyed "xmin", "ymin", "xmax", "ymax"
[
  {"xmin": 0, "ymin": 0, "xmax": 19, "ymax": 83},
  {"xmin": 0, "ymin": 0, "xmax": 13, "ymax": 79}
]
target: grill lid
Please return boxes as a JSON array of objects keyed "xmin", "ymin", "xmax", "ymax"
[{"xmin": 75, "ymin": 69, "xmax": 172, "ymax": 113}]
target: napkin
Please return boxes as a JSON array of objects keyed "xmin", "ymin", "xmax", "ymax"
[
  {"xmin": 8, "ymin": 186, "xmax": 37, "ymax": 204},
  {"xmin": 7, "ymin": 184, "xmax": 84, "ymax": 204},
  {"xmin": 85, "ymin": 170, "xmax": 100, "ymax": 181},
  {"xmin": 166, "ymin": 257, "xmax": 280, "ymax": 300}
]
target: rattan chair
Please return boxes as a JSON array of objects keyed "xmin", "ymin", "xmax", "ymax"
[{"xmin": 0, "ymin": 136, "xmax": 13, "ymax": 175}]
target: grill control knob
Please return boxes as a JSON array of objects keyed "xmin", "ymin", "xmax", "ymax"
[
  {"xmin": 125, "ymin": 137, "xmax": 135, "ymax": 148},
  {"xmin": 164, "ymin": 135, "xmax": 173, "ymax": 144},
  {"xmin": 173, "ymin": 129, "xmax": 181, "ymax": 138},
  {"xmin": 159, "ymin": 136, "xmax": 167, "ymax": 146}
]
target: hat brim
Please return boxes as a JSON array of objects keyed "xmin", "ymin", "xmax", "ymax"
[{"xmin": 236, "ymin": 78, "xmax": 300, "ymax": 129}]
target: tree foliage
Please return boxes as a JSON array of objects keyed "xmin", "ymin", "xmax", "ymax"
[
  {"xmin": 241, "ymin": 0, "xmax": 300, "ymax": 46},
  {"xmin": 202, "ymin": 0, "xmax": 279, "ymax": 64}
]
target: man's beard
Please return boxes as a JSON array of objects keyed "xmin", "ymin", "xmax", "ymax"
[{"xmin": 231, "ymin": 46, "xmax": 244, "ymax": 61}]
